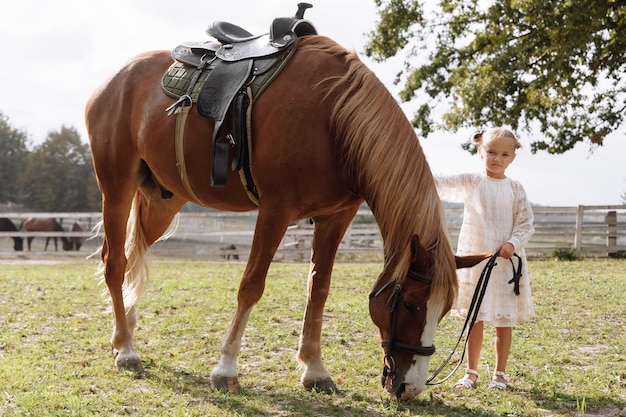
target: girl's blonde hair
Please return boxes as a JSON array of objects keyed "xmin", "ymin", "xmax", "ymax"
[{"xmin": 472, "ymin": 127, "xmax": 522, "ymax": 149}]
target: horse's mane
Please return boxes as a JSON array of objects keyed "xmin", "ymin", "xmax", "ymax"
[{"xmin": 298, "ymin": 36, "xmax": 457, "ymax": 305}]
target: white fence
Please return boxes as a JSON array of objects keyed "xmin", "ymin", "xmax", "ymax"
[{"xmin": 1, "ymin": 205, "xmax": 625, "ymax": 258}]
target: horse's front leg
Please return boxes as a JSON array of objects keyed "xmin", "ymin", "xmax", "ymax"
[
  {"xmin": 298, "ymin": 208, "xmax": 358, "ymax": 393},
  {"xmin": 210, "ymin": 207, "xmax": 293, "ymax": 392}
]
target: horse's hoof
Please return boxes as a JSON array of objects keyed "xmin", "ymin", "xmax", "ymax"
[
  {"xmin": 303, "ymin": 378, "xmax": 338, "ymax": 394},
  {"xmin": 211, "ymin": 375, "xmax": 240, "ymax": 392},
  {"xmin": 115, "ymin": 356, "xmax": 145, "ymax": 378}
]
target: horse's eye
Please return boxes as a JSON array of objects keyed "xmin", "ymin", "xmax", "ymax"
[{"xmin": 403, "ymin": 301, "xmax": 419, "ymax": 312}]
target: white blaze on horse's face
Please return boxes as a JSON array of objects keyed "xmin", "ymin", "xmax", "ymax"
[{"xmin": 399, "ymin": 296, "xmax": 445, "ymax": 400}]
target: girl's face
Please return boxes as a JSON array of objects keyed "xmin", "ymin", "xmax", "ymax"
[{"xmin": 479, "ymin": 137, "xmax": 516, "ymax": 179}]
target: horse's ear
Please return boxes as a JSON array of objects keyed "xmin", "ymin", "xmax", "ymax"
[
  {"xmin": 455, "ymin": 253, "xmax": 491, "ymax": 269},
  {"xmin": 410, "ymin": 234, "xmax": 429, "ymax": 266}
]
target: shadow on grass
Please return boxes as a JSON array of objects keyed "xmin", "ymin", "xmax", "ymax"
[
  {"xmin": 146, "ymin": 364, "xmax": 500, "ymax": 417},
  {"xmin": 529, "ymin": 388, "xmax": 626, "ymax": 416}
]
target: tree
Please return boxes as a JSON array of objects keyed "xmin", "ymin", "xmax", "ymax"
[
  {"xmin": 0, "ymin": 112, "xmax": 29, "ymax": 204},
  {"xmin": 365, "ymin": 0, "xmax": 626, "ymax": 153},
  {"xmin": 20, "ymin": 126, "xmax": 101, "ymax": 211}
]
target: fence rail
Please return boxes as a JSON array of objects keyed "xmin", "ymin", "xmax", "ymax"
[{"xmin": 1, "ymin": 205, "xmax": 625, "ymax": 258}]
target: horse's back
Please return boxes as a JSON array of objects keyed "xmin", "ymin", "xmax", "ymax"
[{"xmin": 24, "ymin": 217, "xmax": 60, "ymax": 231}]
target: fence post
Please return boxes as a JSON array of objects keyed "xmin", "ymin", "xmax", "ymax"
[
  {"xmin": 606, "ymin": 210, "xmax": 617, "ymax": 258},
  {"xmin": 574, "ymin": 205, "xmax": 584, "ymax": 255}
]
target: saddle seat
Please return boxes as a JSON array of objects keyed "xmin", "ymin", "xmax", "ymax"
[{"xmin": 208, "ymin": 21, "xmax": 259, "ymax": 44}]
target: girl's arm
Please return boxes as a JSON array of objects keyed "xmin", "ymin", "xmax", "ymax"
[{"xmin": 433, "ymin": 173, "xmax": 476, "ymax": 203}]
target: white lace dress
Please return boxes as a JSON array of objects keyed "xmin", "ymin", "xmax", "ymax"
[{"xmin": 435, "ymin": 173, "xmax": 536, "ymax": 326}]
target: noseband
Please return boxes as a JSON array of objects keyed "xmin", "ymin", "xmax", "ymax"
[{"xmin": 369, "ymin": 266, "xmax": 435, "ymax": 387}]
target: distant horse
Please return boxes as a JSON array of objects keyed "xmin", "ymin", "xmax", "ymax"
[
  {"xmin": 23, "ymin": 218, "xmax": 72, "ymax": 251},
  {"xmin": 86, "ymin": 23, "xmax": 487, "ymax": 399},
  {"xmin": 0, "ymin": 218, "xmax": 23, "ymax": 251},
  {"xmin": 71, "ymin": 221, "xmax": 85, "ymax": 251}
]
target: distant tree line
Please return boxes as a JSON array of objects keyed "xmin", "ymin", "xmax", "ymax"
[{"xmin": 0, "ymin": 112, "xmax": 101, "ymax": 212}]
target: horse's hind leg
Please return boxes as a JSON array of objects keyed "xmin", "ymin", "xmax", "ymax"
[
  {"xmin": 210, "ymin": 205, "xmax": 294, "ymax": 392},
  {"xmin": 104, "ymin": 178, "xmax": 184, "ymax": 375},
  {"xmin": 297, "ymin": 207, "xmax": 358, "ymax": 393}
]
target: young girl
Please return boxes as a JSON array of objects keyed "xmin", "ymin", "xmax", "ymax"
[{"xmin": 435, "ymin": 127, "xmax": 535, "ymax": 390}]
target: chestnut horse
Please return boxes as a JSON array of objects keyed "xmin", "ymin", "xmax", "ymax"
[
  {"xmin": 0, "ymin": 218, "xmax": 23, "ymax": 251},
  {"xmin": 86, "ymin": 35, "xmax": 485, "ymax": 399},
  {"xmin": 23, "ymin": 217, "xmax": 72, "ymax": 251}
]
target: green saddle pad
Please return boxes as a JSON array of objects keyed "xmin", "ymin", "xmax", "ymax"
[{"xmin": 161, "ymin": 61, "xmax": 211, "ymax": 102}]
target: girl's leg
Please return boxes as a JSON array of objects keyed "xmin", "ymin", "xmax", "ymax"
[
  {"xmin": 494, "ymin": 326, "xmax": 512, "ymax": 383},
  {"xmin": 454, "ymin": 321, "xmax": 484, "ymax": 387},
  {"xmin": 466, "ymin": 321, "xmax": 484, "ymax": 377}
]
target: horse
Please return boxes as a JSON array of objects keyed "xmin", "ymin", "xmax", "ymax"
[
  {"xmin": 0, "ymin": 218, "xmax": 23, "ymax": 251},
  {"xmin": 23, "ymin": 217, "xmax": 72, "ymax": 251},
  {"xmin": 71, "ymin": 221, "xmax": 85, "ymax": 251},
  {"xmin": 86, "ymin": 32, "xmax": 488, "ymax": 399}
]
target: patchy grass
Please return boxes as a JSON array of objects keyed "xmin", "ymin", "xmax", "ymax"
[{"xmin": 0, "ymin": 257, "xmax": 625, "ymax": 416}]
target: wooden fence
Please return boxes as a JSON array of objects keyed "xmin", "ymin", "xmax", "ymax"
[{"xmin": 1, "ymin": 205, "xmax": 625, "ymax": 258}]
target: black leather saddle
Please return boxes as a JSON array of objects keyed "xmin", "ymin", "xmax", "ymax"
[{"xmin": 165, "ymin": 3, "xmax": 317, "ymax": 188}]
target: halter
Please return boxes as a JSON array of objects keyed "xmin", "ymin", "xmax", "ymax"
[{"xmin": 369, "ymin": 266, "xmax": 435, "ymax": 387}]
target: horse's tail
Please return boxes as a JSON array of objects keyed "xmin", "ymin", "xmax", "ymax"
[{"xmin": 120, "ymin": 191, "xmax": 150, "ymax": 310}]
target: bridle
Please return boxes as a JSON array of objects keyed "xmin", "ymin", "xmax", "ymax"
[
  {"xmin": 369, "ymin": 252, "xmax": 524, "ymax": 388},
  {"xmin": 369, "ymin": 266, "xmax": 435, "ymax": 387}
]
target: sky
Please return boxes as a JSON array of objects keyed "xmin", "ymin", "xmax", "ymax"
[{"xmin": 1, "ymin": 0, "xmax": 624, "ymax": 207}]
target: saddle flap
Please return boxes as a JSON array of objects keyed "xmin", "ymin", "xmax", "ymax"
[{"xmin": 197, "ymin": 59, "xmax": 253, "ymax": 123}]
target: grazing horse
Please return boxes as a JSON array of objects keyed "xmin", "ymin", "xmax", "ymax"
[
  {"xmin": 23, "ymin": 217, "xmax": 72, "ymax": 251},
  {"xmin": 86, "ymin": 32, "xmax": 487, "ymax": 399},
  {"xmin": 0, "ymin": 218, "xmax": 23, "ymax": 251},
  {"xmin": 71, "ymin": 221, "xmax": 85, "ymax": 251}
]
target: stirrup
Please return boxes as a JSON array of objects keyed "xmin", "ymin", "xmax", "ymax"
[
  {"xmin": 488, "ymin": 370, "xmax": 508, "ymax": 390},
  {"xmin": 454, "ymin": 368, "xmax": 479, "ymax": 389}
]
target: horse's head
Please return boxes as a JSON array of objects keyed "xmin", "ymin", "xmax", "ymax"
[
  {"xmin": 13, "ymin": 237, "xmax": 23, "ymax": 251},
  {"xmin": 369, "ymin": 234, "xmax": 438, "ymax": 399},
  {"xmin": 61, "ymin": 237, "xmax": 73, "ymax": 251},
  {"xmin": 369, "ymin": 235, "xmax": 489, "ymax": 400}
]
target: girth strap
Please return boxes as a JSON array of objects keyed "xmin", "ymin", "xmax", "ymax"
[{"xmin": 173, "ymin": 106, "xmax": 204, "ymax": 205}]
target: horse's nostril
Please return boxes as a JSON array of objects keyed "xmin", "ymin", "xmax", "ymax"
[{"xmin": 397, "ymin": 382, "xmax": 406, "ymax": 398}]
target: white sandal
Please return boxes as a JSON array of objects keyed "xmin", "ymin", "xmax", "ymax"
[
  {"xmin": 488, "ymin": 370, "xmax": 508, "ymax": 390},
  {"xmin": 454, "ymin": 369, "xmax": 479, "ymax": 389}
]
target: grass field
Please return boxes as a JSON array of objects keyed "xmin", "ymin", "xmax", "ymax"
[{"xmin": 0, "ymin": 257, "xmax": 624, "ymax": 416}]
